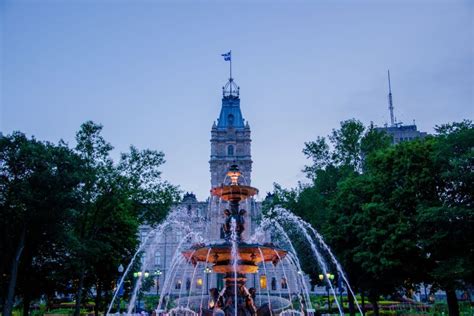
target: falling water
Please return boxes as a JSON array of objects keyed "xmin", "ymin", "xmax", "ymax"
[
  {"xmin": 257, "ymin": 248, "xmax": 273, "ymax": 316},
  {"xmin": 254, "ymin": 218, "xmax": 313, "ymax": 310},
  {"xmin": 274, "ymin": 207, "xmax": 363, "ymax": 315},
  {"xmin": 107, "ymin": 208, "xmax": 196, "ymax": 315},
  {"xmin": 272, "ymin": 249, "xmax": 294, "ymax": 310},
  {"xmin": 230, "ymin": 218, "xmax": 239, "ymax": 316},
  {"xmin": 275, "ymin": 212, "xmax": 343, "ymax": 314},
  {"xmin": 198, "ymin": 249, "xmax": 211, "ymax": 312}
]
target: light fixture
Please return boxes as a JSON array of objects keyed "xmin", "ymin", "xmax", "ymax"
[{"xmin": 227, "ymin": 165, "xmax": 241, "ymax": 185}]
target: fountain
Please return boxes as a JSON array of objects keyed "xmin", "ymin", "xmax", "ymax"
[
  {"xmin": 107, "ymin": 164, "xmax": 363, "ymax": 316},
  {"xmin": 181, "ymin": 165, "xmax": 288, "ymax": 316}
]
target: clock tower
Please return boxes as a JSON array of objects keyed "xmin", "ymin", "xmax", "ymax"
[{"xmin": 208, "ymin": 76, "xmax": 254, "ymax": 240}]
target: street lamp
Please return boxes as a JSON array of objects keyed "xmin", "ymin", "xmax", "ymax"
[
  {"xmin": 319, "ymin": 273, "xmax": 335, "ymax": 313},
  {"xmin": 154, "ymin": 269, "xmax": 162, "ymax": 295},
  {"xmin": 133, "ymin": 271, "xmax": 149, "ymax": 311},
  {"xmin": 117, "ymin": 264, "xmax": 124, "ymax": 313},
  {"xmin": 204, "ymin": 267, "xmax": 212, "ymax": 293}
]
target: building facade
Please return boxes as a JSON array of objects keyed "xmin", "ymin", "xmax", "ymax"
[
  {"xmin": 140, "ymin": 76, "xmax": 293, "ymax": 297},
  {"xmin": 375, "ymin": 124, "xmax": 427, "ymax": 144}
]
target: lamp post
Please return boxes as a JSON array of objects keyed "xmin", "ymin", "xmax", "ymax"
[
  {"xmin": 133, "ymin": 271, "xmax": 150, "ymax": 311},
  {"xmin": 204, "ymin": 267, "xmax": 212, "ymax": 293},
  {"xmin": 319, "ymin": 273, "xmax": 335, "ymax": 313},
  {"xmin": 117, "ymin": 264, "xmax": 124, "ymax": 314},
  {"xmin": 154, "ymin": 269, "xmax": 162, "ymax": 295}
]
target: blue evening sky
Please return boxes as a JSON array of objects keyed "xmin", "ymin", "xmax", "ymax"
[{"xmin": 1, "ymin": 0, "xmax": 473, "ymax": 200}]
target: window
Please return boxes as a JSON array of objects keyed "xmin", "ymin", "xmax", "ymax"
[
  {"xmin": 187, "ymin": 205, "xmax": 192, "ymax": 216},
  {"xmin": 271, "ymin": 277, "xmax": 277, "ymax": 290},
  {"xmin": 281, "ymin": 277, "xmax": 288, "ymax": 289},
  {"xmin": 175, "ymin": 280, "xmax": 182, "ymax": 290},
  {"xmin": 196, "ymin": 278, "xmax": 203, "ymax": 288},
  {"xmin": 154, "ymin": 251, "xmax": 161, "ymax": 266},
  {"xmin": 228, "ymin": 114, "xmax": 234, "ymax": 126},
  {"xmin": 186, "ymin": 278, "xmax": 191, "ymax": 290},
  {"xmin": 259, "ymin": 275, "xmax": 267, "ymax": 289},
  {"xmin": 228, "ymin": 145, "xmax": 234, "ymax": 156},
  {"xmin": 140, "ymin": 231, "xmax": 148, "ymax": 243}
]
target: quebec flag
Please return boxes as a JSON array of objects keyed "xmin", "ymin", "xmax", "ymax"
[{"xmin": 221, "ymin": 51, "xmax": 231, "ymax": 61}]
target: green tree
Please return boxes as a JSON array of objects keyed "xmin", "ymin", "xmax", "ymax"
[
  {"xmin": 328, "ymin": 121, "xmax": 473, "ymax": 316},
  {"xmin": 0, "ymin": 133, "xmax": 84, "ymax": 316},
  {"xmin": 71, "ymin": 121, "xmax": 179, "ymax": 316},
  {"xmin": 267, "ymin": 120, "xmax": 391, "ymax": 314},
  {"xmin": 416, "ymin": 121, "xmax": 474, "ymax": 316}
]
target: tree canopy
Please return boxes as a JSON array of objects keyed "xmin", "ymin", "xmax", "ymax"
[
  {"xmin": 266, "ymin": 119, "xmax": 473, "ymax": 316},
  {"xmin": 0, "ymin": 122, "xmax": 180, "ymax": 316}
]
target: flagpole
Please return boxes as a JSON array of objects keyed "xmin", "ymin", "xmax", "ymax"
[{"xmin": 229, "ymin": 50, "xmax": 232, "ymax": 95}]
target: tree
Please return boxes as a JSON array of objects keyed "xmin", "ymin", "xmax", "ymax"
[
  {"xmin": 0, "ymin": 133, "xmax": 84, "ymax": 316},
  {"xmin": 416, "ymin": 121, "xmax": 474, "ymax": 316},
  {"xmin": 70, "ymin": 121, "xmax": 179, "ymax": 316},
  {"xmin": 268, "ymin": 120, "xmax": 391, "ymax": 315},
  {"xmin": 328, "ymin": 121, "xmax": 473, "ymax": 316}
]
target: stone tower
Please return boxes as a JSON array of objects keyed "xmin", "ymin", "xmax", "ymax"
[
  {"xmin": 209, "ymin": 77, "xmax": 254, "ymax": 240},
  {"xmin": 210, "ymin": 78, "xmax": 252, "ymax": 187}
]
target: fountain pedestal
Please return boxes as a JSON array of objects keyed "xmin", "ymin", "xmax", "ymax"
[{"xmin": 181, "ymin": 165, "xmax": 288, "ymax": 316}]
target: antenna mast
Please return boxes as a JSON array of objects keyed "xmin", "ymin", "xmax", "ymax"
[{"xmin": 388, "ymin": 70, "xmax": 395, "ymax": 126}]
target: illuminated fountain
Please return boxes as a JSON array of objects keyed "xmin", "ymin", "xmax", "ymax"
[
  {"xmin": 107, "ymin": 165, "xmax": 363, "ymax": 316},
  {"xmin": 181, "ymin": 165, "xmax": 288, "ymax": 316}
]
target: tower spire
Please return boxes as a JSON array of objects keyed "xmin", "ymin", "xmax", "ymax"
[
  {"xmin": 221, "ymin": 50, "xmax": 239, "ymax": 98},
  {"xmin": 388, "ymin": 70, "xmax": 395, "ymax": 126}
]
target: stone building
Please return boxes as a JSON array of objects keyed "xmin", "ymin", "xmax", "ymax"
[{"xmin": 140, "ymin": 75, "xmax": 295, "ymax": 297}]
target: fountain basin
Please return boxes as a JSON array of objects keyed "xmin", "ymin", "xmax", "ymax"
[
  {"xmin": 174, "ymin": 295, "xmax": 292, "ymax": 313},
  {"xmin": 182, "ymin": 243, "xmax": 287, "ymax": 274},
  {"xmin": 210, "ymin": 185, "xmax": 258, "ymax": 201}
]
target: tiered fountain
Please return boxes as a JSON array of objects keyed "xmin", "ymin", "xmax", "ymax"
[
  {"xmin": 107, "ymin": 166, "xmax": 363, "ymax": 316},
  {"xmin": 182, "ymin": 165, "xmax": 288, "ymax": 316}
]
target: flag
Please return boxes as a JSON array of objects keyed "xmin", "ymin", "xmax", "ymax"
[{"xmin": 221, "ymin": 51, "xmax": 231, "ymax": 61}]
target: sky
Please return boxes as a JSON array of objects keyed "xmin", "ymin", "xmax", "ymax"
[{"xmin": 1, "ymin": 0, "xmax": 473, "ymax": 200}]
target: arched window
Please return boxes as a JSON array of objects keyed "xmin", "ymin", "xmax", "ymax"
[
  {"xmin": 175, "ymin": 280, "xmax": 182, "ymax": 289},
  {"xmin": 271, "ymin": 277, "xmax": 277, "ymax": 290},
  {"xmin": 155, "ymin": 251, "xmax": 161, "ymax": 266},
  {"xmin": 281, "ymin": 277, "xmax": 288, "ymax": 289},
  {"xmin": 227, "ymin": 145, "xmax": 234, "ymax": 156}
]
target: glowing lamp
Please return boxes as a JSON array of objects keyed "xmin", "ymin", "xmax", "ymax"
[
  {"xmin": 227, "ymin": 165, "xmax": 241, "ymax": 185},
  {"xmin": 259, "ymin": 275, "xmax": 267, "ymax": 289}
]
